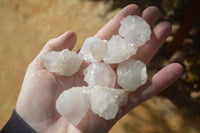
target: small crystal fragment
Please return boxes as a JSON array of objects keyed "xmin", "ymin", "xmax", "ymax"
[
  {"xmin": 117, "ymin": 58, "xmax": 147, "ymax": 91},
  {"xmin": 88, "ymin": 86, "xmax": 128, "ymax": 120},
  {"xmin": 56, "ymin": 87, "xmax": 90, "ymax": 126},
  {"xmin": 119, "ymin": 15, "xmax": 151, "ymax": 47},
  {"xmin": 40, "ymin": 49, "xmax": 82, "ymax": 76},
  {"xmin": 78, "ymin": 37, "xmax": 108, "ymax": 62},
  {"xmin": 83, "ymin": 63, "xmax": 116, "ymax": 88},
  {"xmin": 103, "ymin": 35, "xmax": 137, "ymax": 64}
]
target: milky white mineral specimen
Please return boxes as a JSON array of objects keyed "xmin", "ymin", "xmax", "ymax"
[
  {"xmin": 56, "ymin": 87, "xmax": 90, "ymax": 126},
  {"xmin": 119, "ymin": 15, "xmax": 151, "ymax": 47},
  {"xmin": 83, "ymin": 63, "xmax": 116, "ymax": 88},
  {"xmin": 78, "ymin": 37, "xmax": 108, "ymax": 62},
  {"xmin": 51, "ymin": 15, "xmax": 151, "ymax": 124},
  {"xmin": 40, "ymin": 49, "xmax": 82, "ymax": 76},
  {"xmin": 88, "ymin": 86, "xmax": 128, "ymax": 120},
  {"xmin": 117, "ymin": 58, "xmax": 147, "ymax": 91},
  {"xmin": 103, "ymin": 35, "xmax": 137, "ymax": 64}
]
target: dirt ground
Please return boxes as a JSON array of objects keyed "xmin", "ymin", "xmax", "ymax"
[{"xmin": 0, "ymin": 0, "xmax": 200, "ymax": 133}]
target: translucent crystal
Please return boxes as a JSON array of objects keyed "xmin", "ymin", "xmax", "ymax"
[
  {"xmin": 40, "ymin": 49, "xmax": 82, "ymax": 76},
  {"xmin": 119, "ymin": 15, "xmax": 151, "ymax": 47},
  {"xmin": 88, "ymin": 86, "xmax": 128, "ymax": 120},
  {"xmin": 103, "ymin": 35, "xmax": 137, "ymax": 64},
  {"xmin": 78, "ymin": 37, "xmax": 108, "ymax": 62},
  {"xmin": 56, "ymin": 87, "xmax": 90, "ymax": 126},
  {"xmin": 117, "ymin": 58, "xmax": 147, "ymax": 91},
  {"xmin": 83, "ymin": 63, "xmax": 116, "ymax": 88},
  {"xmin": 53, "ymin": 15, "xmax": 151, "ymax": 123}
]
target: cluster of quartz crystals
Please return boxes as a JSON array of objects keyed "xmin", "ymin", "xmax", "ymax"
[
  {"xmin": 119, "ymin": 15, "xmax": 151, "ymax": 47},
  {"xmin": 56, "ymin": 86, "xmax": 128, "ymax": 126},
  {"xmin": 83, "ymin": 63, "xmax": 116, "ymax": 88},
  {"xmin": 117, "ymin": 58, "xmax": 147, "ymax": 91},
  {"xmin": 41, "ymin": 15, "xmax": 151, "ymax": 126},
  {"xmin": 40, "ymin": 49, "xmax": 82, "ymax": 76}
]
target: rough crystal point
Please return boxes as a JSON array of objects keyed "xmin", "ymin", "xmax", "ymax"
[
  {"xmin": 78, "ymin": 37, "xmax": 108, "ymax": 62},
  {"xmin": 117, "ymin": 58, "xmax": 147, "ymax": 91},
  {"xmin": 83, "ymin": 63, "xmax": 116, "ymax": 88},
  {"xmin": 119, "ymin": 15, "xmax": 151, "ymax": 47},
  {"xmin": 103, "ymin": 35, "xmax": 137, "ymax": 64},
  {"xmin": 88, "ymin": 86, "xmax": 128, "ymax": 120},
  {"xmin": 40, "ymin": 49, "xmax": 82, "ymax": 76},
  {"xmin": 56, "ymin": 87, "xmax": 90, "ymax": 126}
]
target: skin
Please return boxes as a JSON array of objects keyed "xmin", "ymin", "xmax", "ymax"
[{"xmin": 16, "ymin": 4, "xmax": 183, "ymax": 133}]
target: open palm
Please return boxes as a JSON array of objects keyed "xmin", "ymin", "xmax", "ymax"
[{"xmin": 16, "ymin": 4, "xmax": 183, "ymax": 133}]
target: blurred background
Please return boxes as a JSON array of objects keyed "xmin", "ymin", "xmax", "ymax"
[{"xmin": 0, "ymin": 0, "xmax": 200, "ymax": 132}]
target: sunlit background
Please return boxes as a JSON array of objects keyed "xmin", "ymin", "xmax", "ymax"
[{"xmin": 0, "ymin": 0, "xmax": 200, "ymax": 132}]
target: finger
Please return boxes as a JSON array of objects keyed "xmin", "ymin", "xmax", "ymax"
[
  {"xmin": 133, "ymin": 21, "xmax": 172, "ymax": 64},
  {"xmin": 38, "ymin": 31, "xmax": 77, "ymax": 56},
  {"xmin": 141, "ymin": 6, "xmax": 160, "ymax": 25},
  {"xmin": 122, "ymin": 63, "xmax": 183, "ymax": 114},
  {"xmin": 95, "ymin": 4, "xmax": 140, "ymax": 40}
]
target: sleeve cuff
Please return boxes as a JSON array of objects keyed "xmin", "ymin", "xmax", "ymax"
[{"xmin": 1, "ymin": 110, "xmax": 36, "ymax": 133}]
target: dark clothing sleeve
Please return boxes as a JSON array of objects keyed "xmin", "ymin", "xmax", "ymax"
[{"xmin": 0, "ymin": 110, "xmax": 36, "ymax": 133}]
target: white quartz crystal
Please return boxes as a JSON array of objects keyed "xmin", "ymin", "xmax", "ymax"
[
  {"xmin": 88, "ymin": 86, "xmax": 128, "ymax": 120},
  {"xmin": 49, "ymin": 15, "xmax": 151, "ymax": 123},
  {"xmin": 119, "ymin": 15, "xmax": 151, "ymax": 47},
  {"xmin": 78, "ymin": 37, "xmax": 108, "ymax": 62},
  {"xmin": 83, "ymin": 63, "xmax": 116, "ymax": 88},
  {"xmin": 103, "ymin": 35, "xmax": 137, "ymax": 64},
  {"xmin": 40, "ymin": 49, "xmax": 82, "ymax": 76},
  {"xmin": 56, "ymin": 87, "xmax": 90, "ymax": 126},
  {"xmin": 117, "ymin": 58, "xmax": 147, "ymax": 91}
]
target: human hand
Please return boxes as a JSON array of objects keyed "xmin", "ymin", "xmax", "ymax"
[{"xmin": 16, "ymin": 4, "xmax": 183, "ymax": 133}]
